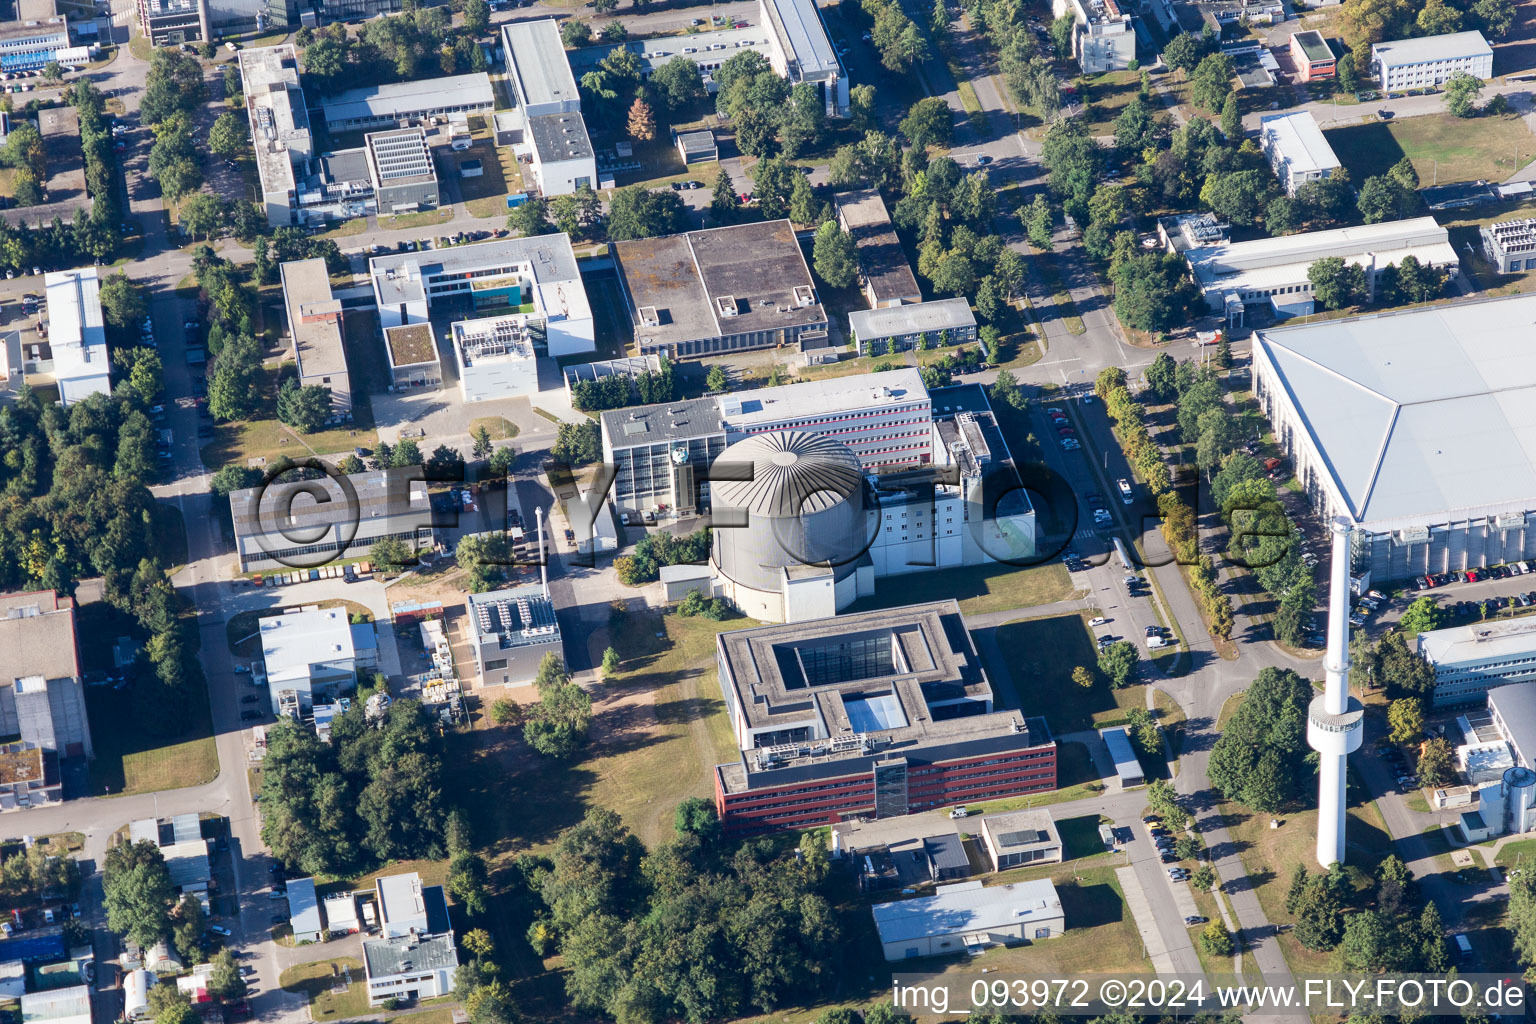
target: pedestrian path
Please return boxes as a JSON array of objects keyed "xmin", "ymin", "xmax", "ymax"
[{"xmin": 1117, "ymin": 865, "xmax": 1178, "ymax": 974}]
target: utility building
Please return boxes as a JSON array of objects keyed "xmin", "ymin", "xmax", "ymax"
[
  {"xmin": 280, "ymin": 259, "xmax": 351, "ymax": 419},
  {"xmin": 364, "ymin": 129, "xmax": 439, "ymax": 214}
]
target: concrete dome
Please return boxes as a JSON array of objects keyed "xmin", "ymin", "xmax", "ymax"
[{"xmin": 709, "ymin": 431, "xmax": 866, "ymax": 518}]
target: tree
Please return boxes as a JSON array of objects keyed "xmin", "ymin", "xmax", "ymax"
[
  {"xmin": 276, "ymin": 378, "xmax": 332, "ymax": 433},
  {"xmin": 1201, "ymin": 169, "xmax": 1276, "ymax": 228},
  {"xmin": 674, "ymin": 796, "xmax": 721, "ymax": 843},
  {"xmin": 1096, "ymin": 640, "xmax": 1139, "ymax": 688},
  {"xmin": 1308, "ymin": 256, "xmax": 1366, "ymax": 310},
  {"xmin": 1398, "ymin": 595, "xmax": 1443, "ymax": 634},
  {"xmin": 171, "ymin": 893, "xmax": 206, "ymax": 962},
  {"xmin": 899, "ymin": 97, "xmax": 952, "ymax": 151},
  {"xmin": 551, "ymin": 420, "xmax": 601, "ymax": 465},
  {"xmin": 490, "ymin": 699, "xmax": 520, "ymax": 725},
  {"xmin": 508, "ymin": 195, "xmax": 553, "ymax": 237},
  {"xmin": 811, "ymin": 222, "xmax": 858, "ymax": 289},
  {"xmin": 100, "ymin": 271, "xmax": 148, "ymax": 335},
  {"xmin": 606, "ymin": 185, "xmax": 686, "ymax": 241},
  {"xmin": 1387, "ymin": 697, "xmax": 1424, "ymax": 745},
  {"xmin": 1025, "ymin": 193, "xmax": 1054, "ymax": 249},
  {"xmin": 1445, "ymin": 71, "xmax": 1483, "ymax": 117},
  {"xmin": 1072, "ymin": 665, "xmax": 1094, "ymax": 689},
  {"xmin": 448, "ymin": 852, "xmax": 491, "ymax": 917},
  {"xmin": 706, "ymin": 365, "xmax": 729, "ymax": 393},
  {"xmin": 989, "ymin": 369, "xmax": 1025, "ymax": 410},
  {"xmin": 206, "ymin": 948, "xmax": 247, "ymax": 1003},
  {"xmin": 1200, "ymin": 921, "xmax": 1234, "ymax": 957},
  {"xmin": 1473, "ymin": 0, "xmax": 1516, "ymax": 37},
  {"xmin": 560, "ymin": 19, "xmax": 591, "ymax": 46},
  {"xmin": 601, "ymin": 647, "xmax": 620, "ymax": 676},
  {"xmin": 1208, "ymin": 667, "xmax": 1314, "ymax": 811},
  {"xmin": 524, "ymin": 680, "xmax": 594, "ymax": 758},
  {"xmin": 1416, "ymin": 0, "xmax": 1462, "ymax": 34},
  {"xmin": 1336, "ymin": 51, "xmax": 1358, "ymax": 92},
  {"xmin": 470, "ymin": 425, "xmax": 493, "ymax": 461},
  {"xmin": 1416, "ymin": 737, "xmax": 1455, "ymax": 787},
  {"xmin": 1162, "ymin": 32, "xmax": 1206, "ymax": 74},
  {"xmin": 650, "ymin": 57, "xmax": 706, "ymax": 115},
  {"xmin": 369, "ymin": 536, "xmax": 413, "ymax": 573},
  {"xmin": 711, "ymin": 167, "xmax": 741, "ymax": 222},
  {"xmin": 1191, "ymin": 864, "xmax": 1216, "ymax": 891},
  {"xmin": 1190, "ymin": 52, "xmax": 1235, "ymax": 111},
  {"xmin": 1293, "ymin": 869, "xmax": 1345, "ymax": 951},
  {"xmin": 103, "ymin": 840, "xmax": 174, "ymax": 949},
  {"xmin": 178, "ymin": 193, "xmax": 227, "ymax": 241},
  {"xmin": 1112, "ymin": 252, "xmax": 1195, "ymax": 332},
  {"xmin": 1357, "ymin": 173, "xmax": 1416, "ymax": 223},
  {"xmin": 1145, "ymin": 352, "xmax": 1178, "ymax": 402},
  {"xmin": 1509, "ymin": 870, "xmax": 1536, "ymax": 971},
  {"xmin": 1220, "ymin": 92, "xmax": 1241, "ymax": 141},
  {"xmin": 208, "ymin": 112, "xmax": 246, "ymax": 158},
  {"xmin": 1049, "ymin": 13, "xmax": 1075, "ymax": 58},
  {"xmin": 626, "ymin": 97, "xmax": 655, "ymax": 142}
]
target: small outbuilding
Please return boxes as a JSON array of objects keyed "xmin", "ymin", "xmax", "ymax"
[{"xmin": 871, "ymin": 879, "xmax": 1063, "ymax": 961}]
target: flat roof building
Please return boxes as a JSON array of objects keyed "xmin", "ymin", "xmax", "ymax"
[
  {"xmin": 1186, "ymin": 216, "xmax": 1458, "ymax": 323},
  {"xmin": 1053, "ymin": 0, "xmax": 1134, "ymax": 73},
  {"xmin": 758, "ymin": 0, "xmax": 847, "ymax": 116},
  {"xmin": 451, "ymin": 315, "xmax": 538, "ymax": 403},
  {"xmin": 0, "ymin": 18, "xmax": 70, "ymax": 72},
  {"xmin": 1419, "ymin": 618, "xmax": 1536, "ymax": 707},
  {"xmin": 1481, "ymin": 217, "xmax": 1536, "ymax": 274},
  {"xmin": 466, "ymin": 584, "xmax": 562, "ymax": 687},
  {"xmin": 1099, "ymin": 726, "xmax": 1145, "ymax": 787},
  {"xmin": 20, "ymin": 985, "xmax": 91, "ymax": 1024},
  {"xmin": 231, "ymin": 467, "xmax": 434, "ymax": 572},
  {"xmin": 613, "ymin": 219, "xmax": 828, "ymax": 359},
  {"xmin": 43, "ymin": 267, "xmax": 109, "ymax": 408},
  {"xmin": 1259, "ymin": 111, "xmax": 1340, "ymax": 195},
  {"xmin": 676, "ymin": 129, "xmax": 717, "ymax": 164},
  {"xmin": 569, "ymin": 27, "xmax": 778, "ymax": 96},
  {"xmin": 834, "ymin": 189, "xmax": 921, "ymax": 308},
  {"xmin": 871, "ymin": 879, "xmax": 1063, "ymax": 961},
  {"xmin": 712, "ymin": 601, "xmax": 1056, "ymax": 835},
  {"xmin": 369, "ymin": 233, "xmax": 594, "ymax": 358},
  {"xmin": 382, "ymin": 323, "xmax": 442, "ymax": 390},
  {"xmin": 1372, "ymin": 30, "xmax": 1492, "ymax": 92},
  {"xmin": 501, "ymin": 20, "xmax": 597, "ymax": 196},
  {"xmin": 239, "ymin": 45, "xmax": 313, "ymax": 227},
  {"xmin": 977, "ymin": 809, "xmax": 1064, "ymax": 870},
  {"xmin": 1253, "ymin": 293, "xmax": 1536, "ymax": 583},
  {"xmin": 0, "ymin": 590, "xmax": 93, "ymax": 794},
  {"xmin": 323, "ymin": 894, "xmax": 360, "ymax": 935},
  {"xmin": 285, "ymin": 877, "xmax": 321, "ymax": 943},
  {"xmin": 847, "ymin": 298, "xmax": 978, "ymax": 356},
  {"xmin": 259, "ymin": 608, "xmax": 377, "ymax": 715},
  {"xmin": 321, "ymin": 73, "xmax": 494, "ymax": 133},
  {"xmin": 364, "ymin": 128, "xmax": 439, "ymax": 215},
  {"xmin": 135, "ymin": 0, "xmax": 201, "ymax": 45},
  {"xmin": 280, "ymin": 259, "xmax": 351, "ymax": 419},
  {"xmin": 1289, "ymin": 30, "xmax": 1336, "ymax": 81}
]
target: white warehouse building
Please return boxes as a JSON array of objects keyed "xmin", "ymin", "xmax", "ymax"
[
  {"xmin": 43, "ymin": 267, "xmax": 110, "ymax": 407},
  {"xmin": 1259, "ymin": 111, "xmax": 1340, "ymax": 195},
  {"xmin": 500, "ymin": 20, "xmax": 598, "ymax": 196},
  {"xmin": 1253, "ymin": 294, "xmax": 1536, "ymax": 585}
]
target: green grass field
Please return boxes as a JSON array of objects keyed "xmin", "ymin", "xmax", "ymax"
[
  {"xmin": 280, "ymin": 958, "xmax": 368, "ymax": 1019},
  {"xmin": 985, "ymin": 613, "xmax": 1154, "ymax": 734},
  {"xmin": 845, "ymin": 562, "xmax": 1076, "ymax": 617},
  {"xmin": 1325, "ymin": 112, "xmax": 1536, "ymax": 186}
]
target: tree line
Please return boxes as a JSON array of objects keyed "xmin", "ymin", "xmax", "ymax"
[
  {"xmin": 298, "ymin": 8, "xmax": 490, "ymax": 96},
  {"xmin": 570, "ymin": 358, "xmax": 675, "ymax": 413}
]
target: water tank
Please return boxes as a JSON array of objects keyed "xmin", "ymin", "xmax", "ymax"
[
  {"xmin": 1504, "ymin": 765, "xmax": 1536, "ymax": 834},
  {"xmin": 710, "ymin": 431, "xmax": 868, "ymax": 597}
]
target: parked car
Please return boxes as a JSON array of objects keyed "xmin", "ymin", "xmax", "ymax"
[
  {"xmin": 240, "ymin": 710, "xmax": 261, "ymax": 721},
  {"xmin": 1185, "ymin": 916, "xmax": 1208, "ymax": 926},
  {"xmin": 209, "ymin": 925, "xmax": 232, "ymax": 937}
]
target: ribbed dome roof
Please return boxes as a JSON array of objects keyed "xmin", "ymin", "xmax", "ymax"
[{"xmin": 709, "ymin": 431, "xmax": 863, "ymax": 518}]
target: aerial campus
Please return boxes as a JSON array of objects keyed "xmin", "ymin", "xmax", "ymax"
[{"xmin": 6, "ymin": 0, "xmax": 1536, "ymax": 1018}]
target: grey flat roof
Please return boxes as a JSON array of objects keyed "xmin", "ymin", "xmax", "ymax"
[
  {"xmin": 1373, "ymin": 29, "xmax": 1491, "ymax": 67},
  {"xmin": 286, "ymin": 877, "xmax": 321, "ymax": 936},
  {"xmin": 363, "ymin": 932, "xmax": 458, "ymax": 978},
  {"xmin": 370, "ymin": 233, "xmax": 581, "ymax": 308},
  {"xmin": 1489, "ymin": 681, "xmax": 1536, "ymax": 758},
  {"xmin": 1292, "ymin": 30, "xmax": 1333, "ymax": 63},
  {"xmin": 614, "ymin": 220, "xmax": 825, "ymax": 349},
  {"xmin": 871, "ymin": 879, "xmax": 1061, "ymax": 943},
  {"xmin": 848, "ymin": 298, "xmax": 975, "ymax": 341},
  {"xmin": 677, "ymin": 130, "xmax": 716, "ymax": 154},
  {"xmin": 762, "ymin": 0, "xmax": 839, "ymax": 76},
  {"xmin": 979, "ymin": 808, "xmax": 1061, "ymax": 851},
  {"xmin": 322, "ymin": 73, "xmax": 493, "ymax": 126},
  {"xmin": 600, "ymin": 395, "xmax": 724, "ymax": 448},
  {"xmin": 835, "ymin": 189, "xmax": 920, "ymax": 304},
  {"xmin": 0, "ymin": 591, "xmax": 78, "ymax": 682},
  {"xmin": 280, "ymin": 259, "xmax": 348, "ymax": 381},
  {"xmin": 503, "ymin": 18, "xmax": 580, "ymax": 110},
  {"xmin": 529, "ymin": 110, "xmax": 593, "ymax": 162},
  {"xmin": 922, "ymin": 833, "xmax": 969, "ymax": 871},
  {"xmin": 231, "ymin": 468, "xmax": 429, "ymax": 535},
  {"xmin": 1255, "ymin": 294, "xmax": 1536, "ymax": 526},
  {"xmin": 1419, "ymin": 617, "xmax": 1536, "ymax": 666},
  {"xmin": 1099, "ymin": 726, "xmax": 1141, "ymax": 782},
  {"xmin": 320, "ymin": 147, "xmax": 371, "ymax": 187}
]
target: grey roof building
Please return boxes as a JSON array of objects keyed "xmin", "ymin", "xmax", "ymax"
[
  {"xmin": 466, "ymin": 584, "xmax": 562, "ymax": 688},
  {"xmin": 847, "ymin": 298, "xmax": 978, "ymax": 355},
  {"xmin": 871, "ymin": 878, "xmax": 1063, "ymax": 960},
  {"xmin": 977, "ymin": 809, "xmax": 1064, "ymax": 870},
  {"xmin": 230, "ymin": 468, "xmax": 434, "ymax": 573},
  {"xmin": 285, "ymin": 877, "xmax": 322, "ymax": 943},
  {"xmin": 501, "ymin": 20, "xmax": 597, "ymax": 195},
  {"xmin": 280, "ymin": 259, "xmax": 351, "ymax": 419},
  {"xmin": 613, "ymin": 220, "xmax": 828, "ymax": 359},
  {"xmin": 364, "ymin": 872, "xmax": 457, "ymax": 1004},
  {"xmin": 758, "ymin": 0, "xmax": 847, "ymax": 116},
  {"xmin": 321, "ymin": 73, "xmax": 494, "ymax": 132},
  {"xmin": 676, "ymin": 130, "xmax": 718, "ymax": 164},
  {"xmin": 365, "ymin": 128, "xmax": 439, "ymax": 215},
  {"xmin": 0, "ymin": 590, "xmax": 91, "ymax": 809},
  {"xmin": 239, "ymin": 45, "xmax": 313, "ymax": 227},
  {"xmin": 1481, "ymin": 217, "xmax": 1536, "ymax": 274},
  {"xmin": 834, "ymin": 190, "xmax": 921, "ymax": 308},
  {"xmin": 1372, "ymin": 30, "xmax": 1492, "ymax": 92},
  {"xmin": 1253, "ymin": 294, "xmax": 1536, "ymax": 583},
  {"xmin": 1418, "ymin": 618, "xmax": 1536, "ymax": 707}
]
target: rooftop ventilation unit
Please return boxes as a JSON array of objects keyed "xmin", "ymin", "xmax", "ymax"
[{"xmin": 716, "ymin": 295, "xmax": 739, "ymax": 317}]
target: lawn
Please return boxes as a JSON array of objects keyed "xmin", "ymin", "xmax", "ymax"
[
  {"xmin": 382, "ymin": 208, "xmax": 454, "ymax": 230},
  {"xmin": 86, "ymin": 685, "xmax": 219, "ymax": 796},
  {"xmin": 280, "ymin": 958, "xmax": 368, "ymax": 1020},
  {"xmin": 845, "ymin": 562, "xmax": 1076, "ymax": 617},
  {"xmin": 469, "ymin": 416, "xmax": 519, "ymax": 441},
  {"xmin": 315, "ymin": 219, "xmax": 368, "ymax": 240},
  {"xmin": 1325, "ymin": 111, "xmax": 1536, "ymax": 186},
  {"xmin": 985, "ymin": 612, "xmax": 1154, "ymax": 734},
  {"xmin": 1494, "ymin": 836, "xmax": 1536, "ymax": 869},
  {"xmin": 1075, "ymin": 70, "xmax": 1145, "ymax": 137},
  {"xmin": 1219, "ymin": 770, "xmax": 1393, "ymax": 975},
  {"xmin": 199, "ymin": 365, "xmax": 376, "ymax": 470},
  {"xmin": 455, "ymin": 138, "xmax": 521, "ymax": 219},
  {"xmin": 453, "ymin": 607, "xmax": 747, "ymax": 855}
]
